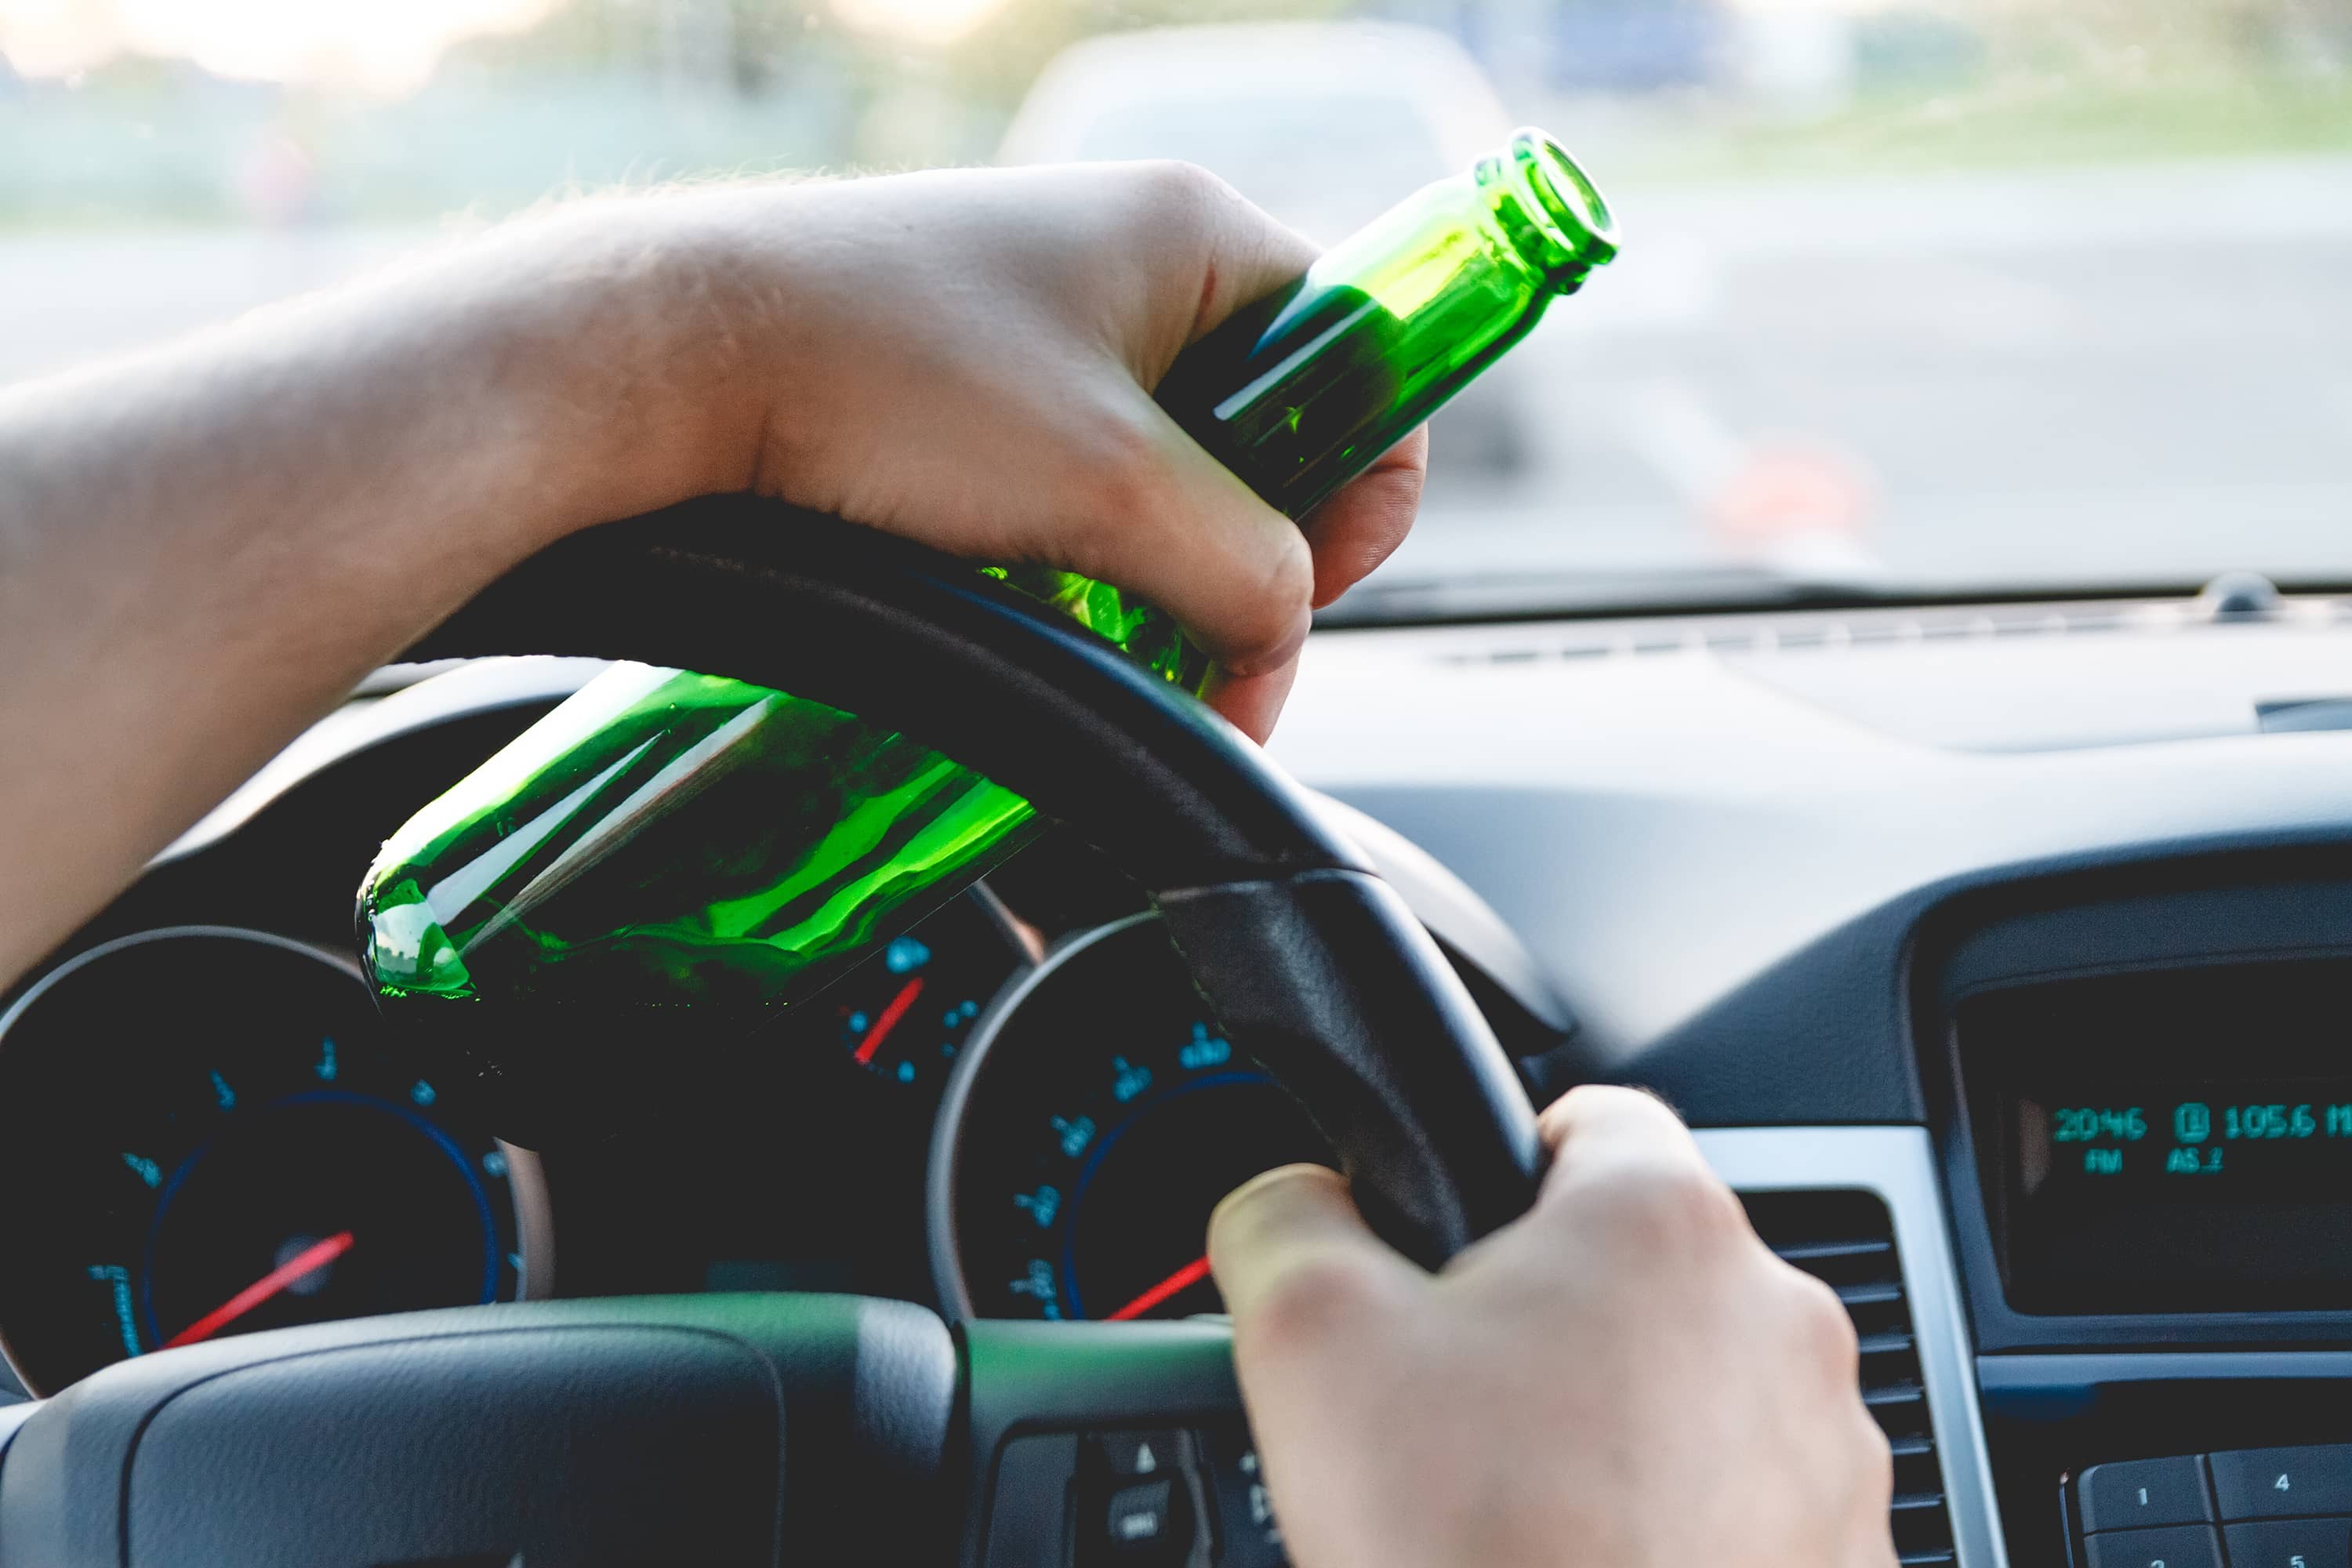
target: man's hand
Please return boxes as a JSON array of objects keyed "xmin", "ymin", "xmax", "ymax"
[
  {"xmin": 669, "ymin": 163, "xmax": 1425, "ymax": 739},
  {"xmin": 0, "ymin": 165, "xmax": 1419, "ymax": 986},
  {"xmin": 1209, "ymin": 1086, "xmax": 1897, "ymax": 1568}
]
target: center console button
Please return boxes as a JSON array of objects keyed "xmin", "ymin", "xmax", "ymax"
[
  {"xmin": 2082, "ymin": 1457, "xmax": 2212, "ymax": 1532},
  {"xmin": 2210, "ymin": 1447, "xmax": 2352, "ymax": 1521},
  {"xmin": 2224, "ymin": 1517, "xmax": 2352, "ymax": 1568},
  {"xmin": 2081, "ymin": 1524, "xmax": 2223, "ymax": 1568}
]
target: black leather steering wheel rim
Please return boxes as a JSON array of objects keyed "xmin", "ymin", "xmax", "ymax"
[
  {"xmin": 405, "ymin": 493, "xmax": 1542, "ymax": 1266},
  {"xmin": 0, "ymin": 493, "xmax": 1544, "ymax": 1568}
]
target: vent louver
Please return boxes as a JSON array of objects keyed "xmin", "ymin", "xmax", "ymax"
[{"xmin": 1740, "ymin": 1189, "xmax": 1957, "ymax": 1568}]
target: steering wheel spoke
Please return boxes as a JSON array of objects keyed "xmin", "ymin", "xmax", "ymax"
[
  {"xmin": 0, "ymin": 1294, "xmax": 956, "ymax": 1567},
  {"xmin": 963, "ymin": 1319, "xmax": 1279, "ymax": 1568}
]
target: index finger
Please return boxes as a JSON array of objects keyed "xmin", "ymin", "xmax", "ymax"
[
  {"xmin": 1301, "ymin": 425, "xmax": 1428, "ymax": 609},
  {"xmin": 1196, "ymin": 426, "xmax": 1429, "ymax": 741}
]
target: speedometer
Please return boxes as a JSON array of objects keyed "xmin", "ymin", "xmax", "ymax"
[
  {"xmin": 931, "ymin": 914, "xmax": 1330, "ymax": 1321},
  {"xmin": 0, "ymin": 927, "xmax": 550, "ymax": 1394}
]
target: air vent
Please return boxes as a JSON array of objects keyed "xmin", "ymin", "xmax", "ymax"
[{"xmin": 1740, "ymin": 1190, "xmax": 1956, "ymax": 1568}]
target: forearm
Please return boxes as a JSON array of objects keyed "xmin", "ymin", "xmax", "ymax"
[
  {"xmin": 0, "ymin": 162, "xmax": 1414, "ymax": 990},
  {"xmin": 0, "ymin": 195, "xmax": 760, "ymax": 984}
]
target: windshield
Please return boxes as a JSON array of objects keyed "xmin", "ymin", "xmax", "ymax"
[{"xmin": 5, "ymin": 0, "xmax": 2347, "ymax": 615}]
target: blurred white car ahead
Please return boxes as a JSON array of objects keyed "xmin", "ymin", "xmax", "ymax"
[{"xmin": 1000, "ymin": 21, "xmax": 1534, "ymax": 481}]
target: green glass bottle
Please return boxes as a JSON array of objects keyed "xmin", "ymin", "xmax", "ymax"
[{"xmin": 360, "ymin": 129, "xmax": 1617, "ymax": 1033}]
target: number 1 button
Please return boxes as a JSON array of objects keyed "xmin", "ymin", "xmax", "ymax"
[{"xmin": 2082, "ymin": 1457, "xmax": 2212, "ymax": 1531}]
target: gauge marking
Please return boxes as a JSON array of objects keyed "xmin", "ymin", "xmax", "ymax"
[
  {"xmin": 162, "ymin": 1230, "xmax": 354, "ymax": 1349},
  {"xmin": 85, "ymin": 1266, "xmax": 140, "ymax": 1358},
  {"xmin": 1008, "ymin": 1258, "xmax": 1061, "ymax": 1319},
  {"xmin": 1110, "ymin": 1057, "xmax": 1151, "ymax": 1102},
  {"xmin": 1178, "ymin": 1025, "xmax": 1231, "ymax": 1071},
  {"xmin": 1051, "ymin": 1116, "xmax": 1095, "ymax": 1159},
  {"xmin": 209, "ymin": 1072, "xmax": 235, "ymax": 1110},
  {"xmin": 122, "ymin": 1152, "xmax": 161, "ymax": 1189},
  {"xmin": 314, "ymin": 1037, "xmax": 337, "ymax": 1081}
]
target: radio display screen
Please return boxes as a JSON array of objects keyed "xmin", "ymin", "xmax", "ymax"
[
  {"xmin": 2030, "ymin": 1092, "xmax": 2352, "ymax": 1186},
  {"xmin": 1966, "ymin": 961, "xmax": 2352, "ymax": 1313}
]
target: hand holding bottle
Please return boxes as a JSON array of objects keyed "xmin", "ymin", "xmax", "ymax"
[
  {"xmin": 360, "ymin": 136, "xmax": 1616, "ymax": 1019},
  {"xmin": 659, "ymin": 161, "xmax": 1431, "ymax": 739},
  {"xmin": 0, "ymin": 151, "xmax": 1592, "ymax": 988}
]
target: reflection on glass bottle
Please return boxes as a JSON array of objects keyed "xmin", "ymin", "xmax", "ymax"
[{"xmin": 361, "ymin": 130, "xmax": 1619, "ymax": 1033}]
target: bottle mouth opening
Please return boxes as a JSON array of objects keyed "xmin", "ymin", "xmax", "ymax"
[{"xmin": 1504, "ymin": 129, "xmax": 1621, "ymax": 289}]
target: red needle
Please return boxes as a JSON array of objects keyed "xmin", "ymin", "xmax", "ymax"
[
  {"xmin": 853, "ymin": 975, "xmax": 926, "ymax": 1066},
  {"xmin": 162, "ymin": 1230, "xmax": 355, "ymax": 1350},
  {"xmin": 1105, "ymin": 1254, "xmax": 1214, "ymax": 1322}
]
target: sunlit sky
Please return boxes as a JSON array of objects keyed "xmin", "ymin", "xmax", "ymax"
[{"xmin": 0, "ymin": 0, "xmax": 1018, "ymax": 95}]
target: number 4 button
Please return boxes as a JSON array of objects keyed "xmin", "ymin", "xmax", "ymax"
[{"xmin": 2211, "ymin": 1447, "xmax": 2352, "ymax": 1522}]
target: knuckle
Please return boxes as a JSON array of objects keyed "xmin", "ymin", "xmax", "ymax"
[
  {"xmin": 1783, "ymin": 1267, "xmax": 1861, "ymax": 1380},
  {"xmin": 1855, "ymin": 1409, "xmax": 1897, "ymax": 1502},
  {"xmin": 1240, "ymin": 1250, "xmax": 1390, "ymax": 1358},
  {"xmin": 1603, "ymin": 1156, "xmax": 1749, "ymax": 1245},
  {"xmin": 1074, "ymin": 411, "xmax": 1177, "ymax": 523},
  {"xmin": 1129, "ymin": 158, "xmax": 1240, "ymax": 220}
]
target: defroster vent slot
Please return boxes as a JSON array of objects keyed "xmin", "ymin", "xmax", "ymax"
[{"xmin": 1741, "ymin": 1189, "xmax": 1957, "ymax": 1568}]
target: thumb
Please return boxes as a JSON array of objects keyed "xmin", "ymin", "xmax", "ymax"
[{"xmin": 1208, "ymin": 1163, "xmax": 1416, "ymax": 1327}]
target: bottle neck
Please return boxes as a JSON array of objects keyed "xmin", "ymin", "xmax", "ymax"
[{"xmin": 1479, "ymin": 129, "xmax": 1620, "ymax": 296}]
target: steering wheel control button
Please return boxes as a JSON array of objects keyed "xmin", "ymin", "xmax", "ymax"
[
  {"xmin": 1102, "ymin": 1477, "xmax": 1186, "ymax": 1559},
  {"xmin": 1079, "ymin": 1428, "xmax": 1207, "ymax": 1566},
  {"xmin": 1098, "ymin": 1430, "xmax": 1191, "ymax": 1480},
  {"xmin": 2081, "ymin": 1457, "xmax": 2214, "ymax": 1531},
  {"xmin": 2081, "ymin": 1525, "xmax": 2224, "ymax": 1568},
  {"xmin": 2224, "ymin": 1519, "xmax": 2352, "ymax": 1568},
  {"xmin": 1200, "ymin": 1425, "xmax": 1287, "ymax": 1568},
  {"xmin": 2211, "ymin": 1447, "xmax": 2352, "ymax": 1521}
]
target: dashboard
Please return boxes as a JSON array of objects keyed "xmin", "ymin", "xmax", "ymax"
[
  {"xmin": 18, "ymin": 586, "xmax": 2352, "ymax": 1568},
  {"xmin": 0, "ymin": 655, "xmax": 1570, "ymax": 1399}
]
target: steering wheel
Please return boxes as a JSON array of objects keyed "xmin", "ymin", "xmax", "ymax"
[{"xmin": 0, "ymin": 495, "xmax": 1542, "ymax": 1566}]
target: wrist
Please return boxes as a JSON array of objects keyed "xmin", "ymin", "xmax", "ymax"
[{"xmin": 469, "ymin": 189, "xmax": 795, "ymax": 550}]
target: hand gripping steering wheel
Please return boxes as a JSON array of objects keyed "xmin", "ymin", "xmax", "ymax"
[{"xmin": 0, "ymin": 496, "xmax": 1541, "ymax": 1567}]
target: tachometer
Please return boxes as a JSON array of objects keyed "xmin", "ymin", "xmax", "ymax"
[
  {"xmin": 931, "ymin": 914, "xmax": 1330, "ymax": 1321},
  {"xmin": 0, "ymin": 927, "xmax": 550, "ymax": 1394}
]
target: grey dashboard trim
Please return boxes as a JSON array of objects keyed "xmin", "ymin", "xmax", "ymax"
[
  {"xmin": 1977, "ymin": 1349, "xmax": 2352, "ymax": 1390},
  {"xmin": 1694, "ymin": 1125, "xmax": 2010, "ymax": 1568}
]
